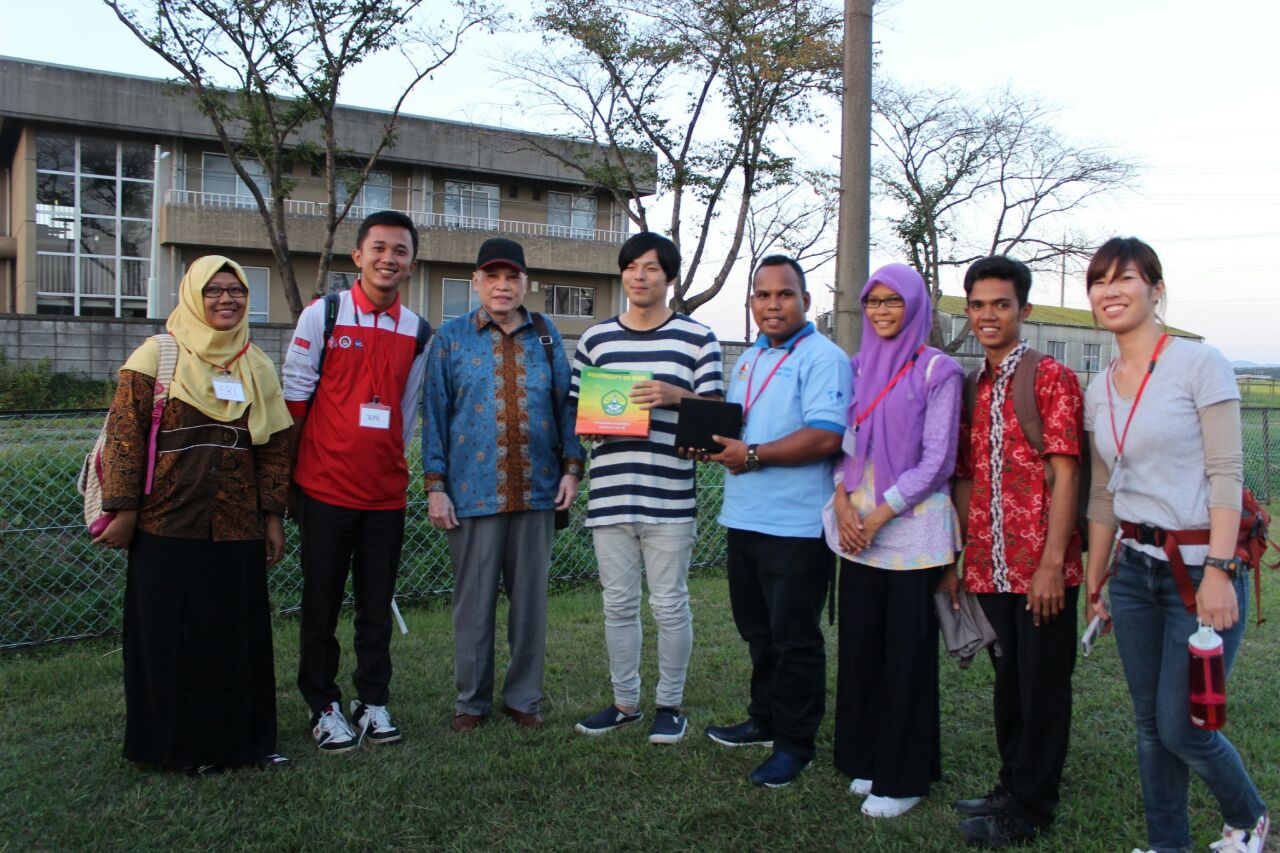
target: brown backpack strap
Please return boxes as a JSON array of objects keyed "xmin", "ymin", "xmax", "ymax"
[
  {"xmin": 1011, "ymin": 349, "xmax": 1046, "ymax": 455},
  {"xmin": 962, "ymin": 366, "xmax": 981, "ymax": 431}
]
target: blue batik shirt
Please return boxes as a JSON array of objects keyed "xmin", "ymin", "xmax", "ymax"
[{"xmin": 422, "ymin": 307, "xmax": 582, "ymax": 518}]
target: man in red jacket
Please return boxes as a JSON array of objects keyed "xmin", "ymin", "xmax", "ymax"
[{"xmin": 283, "ymin": 210, "xmax": 429, "ymax": 754}]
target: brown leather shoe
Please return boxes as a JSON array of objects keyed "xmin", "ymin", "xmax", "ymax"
[
  {"xmin": 451, "ymin": 712, "xmax": 482, "ymax": 733},
  {"xmin": 502, "ymin": 706, "xmax": 545, "ymax": 729}
]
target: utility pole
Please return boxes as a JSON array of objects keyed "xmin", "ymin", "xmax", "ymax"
[
  {"xmin": 832, "ymin": 0, "xmax": 873, "ymax": 355},
  {"xmin": 1059, "ymin": 229, "xmax": 1067, "ymax": 307}
]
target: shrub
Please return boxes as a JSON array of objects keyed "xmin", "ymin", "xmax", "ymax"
[{"xmin": 0, "ymin": 351, "xmax": 114, "ymax": 411}]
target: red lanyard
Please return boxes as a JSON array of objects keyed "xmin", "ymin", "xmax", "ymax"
[
  {"xmin": 197, "ymin": 340, "xmax": 251, "ymax": 374},
  {"xmin": 853, "ymin": 345, "xmax": 925, "ymax": 432},
  {"xmin": 1105, "ymin": 332, "xmax": 1169, "ymax": 462},
  {"xmin": 354, "ymin": 308, "xmax": 399, "ymax": 403},
  {"xmin": 743, "ymin": 327, "xmax": 814, "ymax": 422}
]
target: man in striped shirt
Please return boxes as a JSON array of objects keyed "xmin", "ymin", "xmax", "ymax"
[{"xmin": 570, "ymin": 232, "xmax": 723, "ymax": 745}]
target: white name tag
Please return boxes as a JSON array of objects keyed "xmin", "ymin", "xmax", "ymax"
[
  {"xmin": 213, "ymin": 376, "xmax": 246, "ymax": 402},
  {"xmin": 359, "ymin": 402, "xmax": 392, "ymax": 429}
]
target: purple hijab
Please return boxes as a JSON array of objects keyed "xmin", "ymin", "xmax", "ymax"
[{"xmin": 843, "ymin": 263, "xmax": 961, "ymax": 503}]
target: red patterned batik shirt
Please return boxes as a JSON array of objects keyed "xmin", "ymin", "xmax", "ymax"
[{"xmin": 957, "ymin": 354, "xmax": 1084, "ymax": 594}]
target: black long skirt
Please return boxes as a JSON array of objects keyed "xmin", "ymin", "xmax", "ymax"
[{"xmin": 122, "ymin": 530, "xmax": 277, "ymax": 768}]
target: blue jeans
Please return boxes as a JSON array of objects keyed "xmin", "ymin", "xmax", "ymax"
[{"xmin": 1110, "ymin": 545, "xmax": 1266, "ymax": 853}]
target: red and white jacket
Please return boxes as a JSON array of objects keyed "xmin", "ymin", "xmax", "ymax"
[{"xmin": 283, "ymin": 284, "xmax": 428, "ymax": 510}]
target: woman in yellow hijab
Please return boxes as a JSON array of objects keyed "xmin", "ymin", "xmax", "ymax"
[{"xmin": 97, "ymin": 256, "xmax": 293, "ymax": 773}]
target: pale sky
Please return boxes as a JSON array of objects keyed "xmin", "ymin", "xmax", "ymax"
[{"xmin": 4, "ymin": 0, "xmax": 1276, "ymax": 362}]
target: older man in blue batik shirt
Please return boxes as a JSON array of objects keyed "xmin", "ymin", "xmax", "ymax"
[{"xmin": 422, "ymin": 237, "xmax": 583, "ymax": 733}]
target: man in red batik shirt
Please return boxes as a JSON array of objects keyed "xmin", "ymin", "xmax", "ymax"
[{"xmin": 948, "ymin": 256, "xmax": 1084, "ymax": 849}]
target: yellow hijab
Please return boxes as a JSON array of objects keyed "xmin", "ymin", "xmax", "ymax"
[{"xmin": 122, "ymin": 255, "xmax": 292, "ymax": 445}]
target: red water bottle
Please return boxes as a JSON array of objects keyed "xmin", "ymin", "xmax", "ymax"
[{"xmin": 1188, "ymin": 624, "xmax": 1227, "ymax": 730}]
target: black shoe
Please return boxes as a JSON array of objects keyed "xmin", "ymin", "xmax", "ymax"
[
  {"xmin": 959, "ymin": 813, "xmax": 1041, "ymax": 848},
  {"xmin": 704, "ymin": 719, "xmax": 773, "ymax": 748},
  {"xmin": 748, "ymin": 750, "xmax": 811, "ymax": 788},
  {"xmin": 954, "ymin": 787, "xmax": 1014, "ymax": 817}
]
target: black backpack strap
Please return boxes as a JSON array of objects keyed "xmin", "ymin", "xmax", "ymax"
[
  {"xmin": 529, "ymin": 312, "xmax": 562, "ymax": 448},
  {"xmin": 315, "ymin": 292, "xmax": 341, "ymax": 381},
  {"xmin": 414, "ymin": 316, "xmax": 433, "ymax": 357}
]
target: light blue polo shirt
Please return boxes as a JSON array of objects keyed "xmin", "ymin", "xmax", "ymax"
[{"xmin": 719, "ymin": 322, "xmax": 851, "ymax": 538}]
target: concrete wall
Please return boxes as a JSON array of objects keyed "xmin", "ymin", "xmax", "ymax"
[
  {"xmin": 0, "ymin": 313, "xmax": 298, "ymax": 381},
  {"xmin": 1, "ymin": 312, "xmax": 754, "ymax": 386}
]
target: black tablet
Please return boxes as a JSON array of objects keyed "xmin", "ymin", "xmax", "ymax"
[{"xmin": 675, "ymin": 398, "xmax": 743, "ymax": 453}]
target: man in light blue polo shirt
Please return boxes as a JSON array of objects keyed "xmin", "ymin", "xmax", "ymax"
[{"xmin": 703, "ymin": 254, "xmax": 851, "ymax": 788}]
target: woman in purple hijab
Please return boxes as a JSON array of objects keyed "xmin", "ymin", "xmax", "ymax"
[{"xmin": 822, "ymin": 263, "xmax": 963, "ymax": 818}]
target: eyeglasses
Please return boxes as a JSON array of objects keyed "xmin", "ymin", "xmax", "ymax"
[
  {"xmin": 202, "ymin": 285, "xmax": 249, "ymax": 299},
  {"xmin": 863, "ymin": 295, "xmax": 905, "ymax": 309}
]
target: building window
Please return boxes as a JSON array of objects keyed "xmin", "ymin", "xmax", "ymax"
[
  {"xmin": 547, "ymin": 284, "xmax": 594, "ymax": 318},
  {"xmin": 328, "ymin": 271, "xmax": 358, "ymax": 293},
  {"xmin": 201, "ymin": 153, "xmax": 267, "ymax": 207},
  {"xmin": 1046, "ymin": 340, "xmax": 1067, "ymax": 363},
  {"xmin": 959, "ymin": 333, "xmax": 982, "ymax": 355},
  {"xmin": 547, "ymin": 192, "xmax": 597, "ymax": 239},
  {"xmin": 336, "ymin": 170, "xmax": 392, "ymax": 215},
  {"xmin": 1082, "ymin": 342, "xmax": 1102, "ymax": 372},
  {"xmin": 35, "ymin": 132, "xmax": 153, "ymax": 317},
  {"xmin": 444, "ymin": 181, "xmax": 498, "ymax": 229},
  {"xmin": 240, "ymin": 266, "xmax": 270, "ymax": 324},
  {"xmin": 442, "ymin": 277, "xmax": 478, "ymax": 320}
]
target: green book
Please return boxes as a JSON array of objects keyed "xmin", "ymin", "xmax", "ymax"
[{"xmin": 575, "ymin": 367, "xmax": 652, "ymax": 437}]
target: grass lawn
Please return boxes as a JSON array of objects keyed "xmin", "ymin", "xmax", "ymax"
[{"xmin": 2, "ymin": 569, "xmax": 1278, "ymax": 852}]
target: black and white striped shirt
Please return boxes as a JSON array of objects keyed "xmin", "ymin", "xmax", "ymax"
[{"xmin": 571, "ymin": 313, "xmax": 723, "ymax": 526}]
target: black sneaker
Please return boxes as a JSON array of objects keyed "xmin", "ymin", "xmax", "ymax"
[
  {"xmin": 350, "ymin": 701, "xmax": 402, "ymax": 745},
  {"xmin": 574, "ymin": 704, "xmax": 643, "ymax": 736},
  {"xmin": 704, "ymin": 719, "xmax": 773, "ymax": 748},
  {"xmin": 648, "ymin": 708, "xmax": 688, "ymax": 745},
  {"xmin": 955, "ymin": 786, "xmax": 1014, "ymax": 817},
  {"xmin": 960, "ymin": 812, "xmax": 1041, "ymax": 848},
  {"xmin": 256, "ymin": 753, "xmax": 291, "ymax": 770},
  {"xmin": 748, "ymin": 750, "xmax": 811, "ymax": 788}
]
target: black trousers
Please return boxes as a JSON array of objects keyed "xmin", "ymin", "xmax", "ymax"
[
  {"xmin": 977, "ymin": 586, "xmax": 1079, "ymax": 827},
  {"xmin": 725, "ymin": 528, "xmax": 831, "ymax": 761},
  {"xmin": 834, "ymin": 560, "xmax": 943, "ymax": 798},
  {"xmin": 296, "ymin": 491, "xmax": 405, "ymax": 714}
]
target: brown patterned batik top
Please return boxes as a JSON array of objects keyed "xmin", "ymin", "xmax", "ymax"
[{"xmin": 101, "ymin": 370, "xmax": 291, "ymax": 541}]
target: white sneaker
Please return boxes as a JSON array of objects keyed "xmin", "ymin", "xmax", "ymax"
[
  {"xmin": 861, "ymin": 794, "xmax": 922, "ymax": 818},
  {"xmin": 849, "ymin": 778, "xmax": 873, "ymax": 797},
  {"xmin": 1210, "ymin": 812, "xmax": 1270, "ymax": 853},
  {"xmin": 350, "ymin": 701, "xmax": 402, "ymax": 745},
  {"xmin": 312, "ymin": 701, "xmax": 357, "ymax": 753}
]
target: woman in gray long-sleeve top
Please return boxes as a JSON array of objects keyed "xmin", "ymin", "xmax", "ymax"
[{"xmin": 1082, "ymin": 237, "xmax": 1267, "ymax": 853}]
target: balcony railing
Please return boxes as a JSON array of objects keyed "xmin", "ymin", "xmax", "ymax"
[{"xmin": 166, "ymin": 189, "xmax": 630, "ymax": 244}]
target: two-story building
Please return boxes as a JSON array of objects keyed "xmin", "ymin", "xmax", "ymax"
[
  {"xmin": 933, "ymin": 295, "xmax": 1201, "ymax": 385},
  {"xmin": 0, "ymin": 57, "xmax": 654, "ymax": 373}
]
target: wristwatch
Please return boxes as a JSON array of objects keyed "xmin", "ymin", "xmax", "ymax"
[
  {"xmin": 1204, "ymin": 556, "xmax": 1245, "ymax": 579},
  {"xmin": 745, "ymin": 444, "xmax": 762, "ymax": 471}
]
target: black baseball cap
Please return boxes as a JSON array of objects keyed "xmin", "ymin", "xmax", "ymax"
[{"xmin": 475, "ymin": 237, "xmax": 527, "ymax": 273}]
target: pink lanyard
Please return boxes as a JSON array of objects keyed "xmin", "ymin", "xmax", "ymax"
[
  {"xmin": 1105, "ymin": 333, "xmax": 1169, "ymax": 463},
  {"xmin": 853, "ymin": 345, "xmax": 925, "ymax": 432},
  {"xmin": 743, "ymin": 328, "xmax": 814, "ymax": 422}
]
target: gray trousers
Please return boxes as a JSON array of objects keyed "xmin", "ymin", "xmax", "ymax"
[
  {"xmin": 447, "ymin": 510, "xmax": 553, "ymax": 715},
  {"xmin": 592, "ymin": 521, "xmax": 696, "ymax": 709}
]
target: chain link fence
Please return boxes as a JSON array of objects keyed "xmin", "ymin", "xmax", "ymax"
[
  {"xmin": 5, "ymin": 408, "xmax": 1278, "ymax": 651},
  {"xmin": 0, "ymin": 410, "xmax": 729, "ymax": 650}
]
